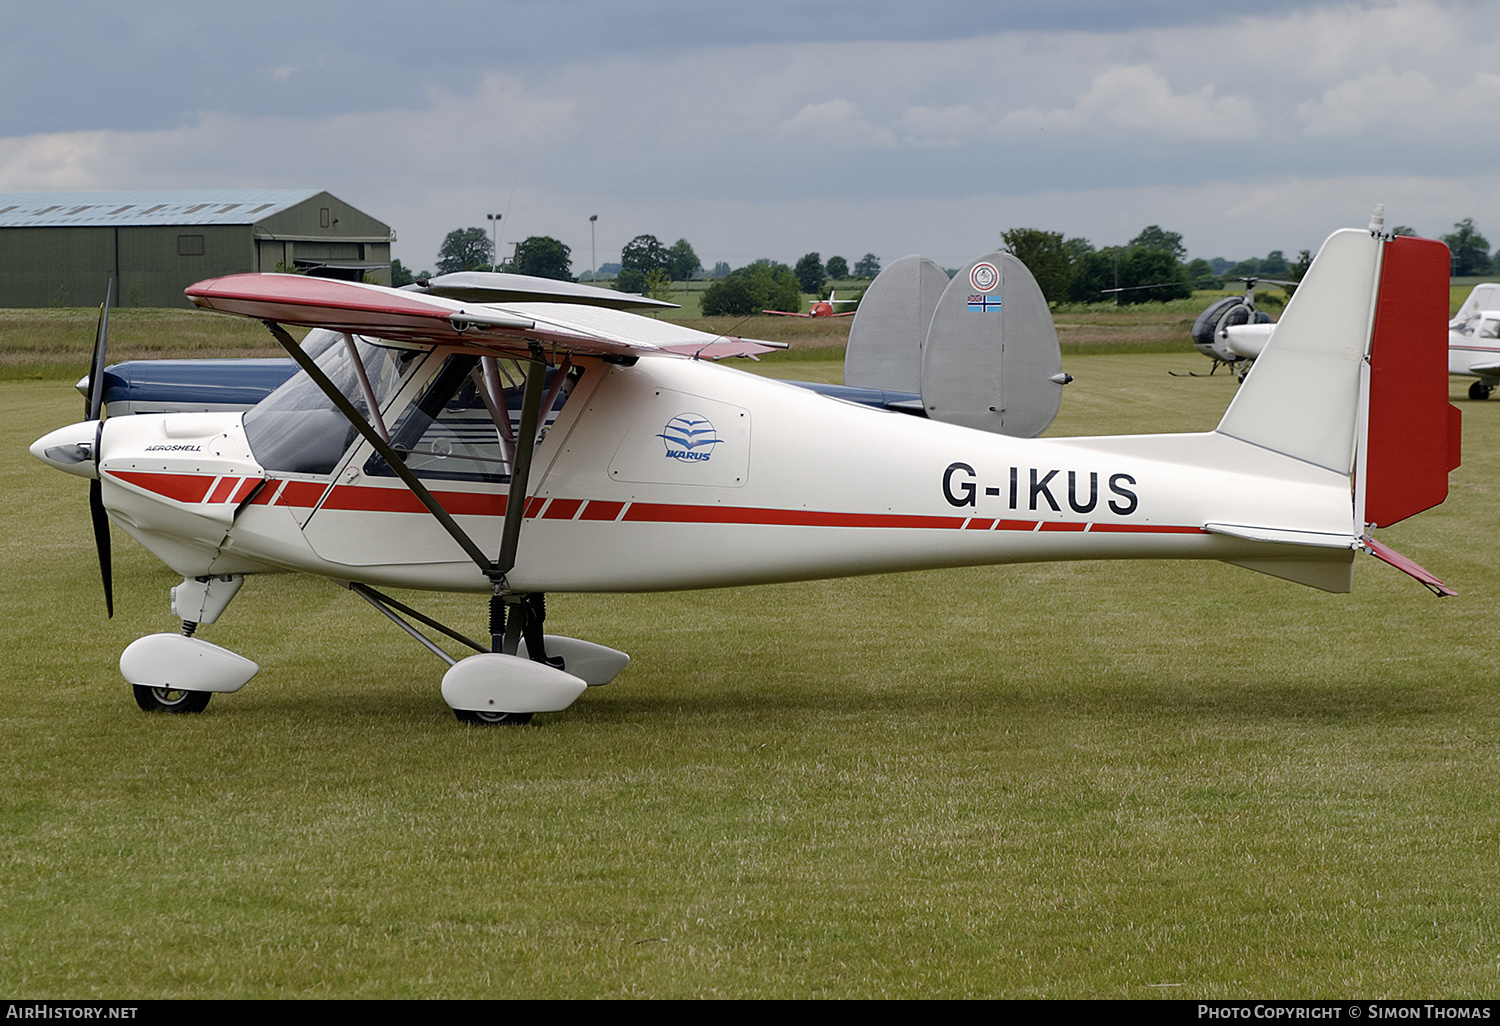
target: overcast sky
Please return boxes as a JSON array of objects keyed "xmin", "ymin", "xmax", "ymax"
[{"xmin": 1, "ymin": 0, "xmax": 1495, "ymax": 273}]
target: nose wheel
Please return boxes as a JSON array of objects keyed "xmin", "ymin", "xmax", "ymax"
[{"xmin": 132, "ymin": 684, "xmax": 211, "ymax": 714}]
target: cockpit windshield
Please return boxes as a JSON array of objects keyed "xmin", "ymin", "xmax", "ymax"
[{"xmin": 243, "ymin": 329, "xmax": 425, "ymax": 475}]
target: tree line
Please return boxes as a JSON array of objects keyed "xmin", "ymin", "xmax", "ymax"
[
  {"xmin": 1003, "ymin": 218, "xmax": 1500, "ymax": 308},
  {"xmin": 396, "ymin": 226, "xmax": 885, "ymax": 316}
]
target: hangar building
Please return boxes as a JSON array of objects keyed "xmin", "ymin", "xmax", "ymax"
[{"xmin": 0, "ymin": 189, "xmax": 393, "ymax": 308}]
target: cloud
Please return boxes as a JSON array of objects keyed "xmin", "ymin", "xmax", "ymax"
[
  {"xmin": 0, "ymin": 132, "xmax": 114, "ymax": 191},
  {"xmin": 1299, "ymin": 67, "xmax": 1500, "ymax": 137},
  {"xmin": 1001, "ymin": 65, "xmax": 1257, "ymax": 140},
  {"xmin": 1, "ymin": 2, "xmax": 1497, "ymax": 268},
  {"xmin": 777, "ymin": 98, "xmax": 895, "ymax": 149}
]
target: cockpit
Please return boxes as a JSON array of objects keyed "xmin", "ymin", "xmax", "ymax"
[
  {"xmin": 242, "ymin": 329, "xmax": 580, "ymax": 482},
  {"xmin": 1451, "ymin": 313, "xmax": 1500, "ymax": 341}
]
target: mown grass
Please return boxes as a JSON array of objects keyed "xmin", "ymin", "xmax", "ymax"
[{"xmin": 3, "ymin": 336, "xmax": 1499, "ymax": 997}]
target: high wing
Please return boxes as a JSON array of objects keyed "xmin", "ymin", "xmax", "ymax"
[{"xmin": 186, "ymin": 274, "xmax": 785, "ymax": 360}]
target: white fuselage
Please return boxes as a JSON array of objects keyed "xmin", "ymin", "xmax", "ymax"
[
  {"xmin": 92, "ymin": 350, "xmax": 1360, "ymax": 596},
  {"xmin": 1448, "ymin": 311, "xmax": 1500, "ymax": 381}
]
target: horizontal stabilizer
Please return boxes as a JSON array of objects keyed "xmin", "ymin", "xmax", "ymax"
[{"xmin": 1204, "ymin": 523, "xmax": 1356, "ymax": 549}]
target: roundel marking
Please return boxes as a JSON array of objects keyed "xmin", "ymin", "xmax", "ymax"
[{"xmin": 969, "ymin": 261, "xmax": 999, "ymax": 293}]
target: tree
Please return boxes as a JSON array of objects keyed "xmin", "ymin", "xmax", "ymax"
[
  {"xmin": 853, "ymin": 253, "xmax": 881, "ymax": 278},
  {"xmin": 1444, "ymin": 219, "xmax": 1494, "ymax": 277},
  {"xmin": 643, "ymin": 269, "xmax": 673, "ymax": 302},
  {"xmin": 711, "ymin": 261, "xmax": 730, "ymax": 278},
  {"xmin": 1260, "ymin": 250, "xmax": 1290, "ymax": 277},
  {"xmin": 1067, "ymin": 246, "xmax": 1191, "ymax": 305},
  {"xmin": 1185, "ymin": 258, "xmax": 1221, "ymax": 289},
  {"xmin": 616, "ymin": 234, "xmax": 669, "ymax": 293},
  {"xmin": 621, "ymin": 235, "xmax": 668, "ymax": 276},
  {"xmin": 389, "ymin": 259, "xmax": 416, "ymax": 288},
  {"xmin": 701, "ymin": 261, "xmax": 802, "ymax": 315},
  {"xmin": 1001, "ymin": 228, "xmax": 1075, "ymax": 304},
  {"xmin": 1128, "ymin": 226, "xmax": 1187, "ymax": 262},
  {"xmin": 512, "ymin": 236, "xmax": 572, "ymax": 280},
  {"xmin": 794, "ymin": 252, "xmax": 825, "ymax": 294},
  {"xmin": 436, "ymin": 227, "xmax": 494, "ymax": 275},
  {"xmin": 825, "ymin": 255, "xmax": 849, "ymax": 280},
  {"xmin": 666, "ymin": 238, "xmax": 701, "ymax": 281}
]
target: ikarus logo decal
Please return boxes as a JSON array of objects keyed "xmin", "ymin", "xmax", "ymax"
[{"xmin": 658, "ymin": 414, "xmax": 721, "ymax": 463}]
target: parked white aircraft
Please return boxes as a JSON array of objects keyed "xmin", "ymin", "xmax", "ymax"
[
  {"xmin": 31, "ymin": 224, "xmax": 1459, "ymax": 724},
  {"xmin": 1447, "ymin": 283, "xmax": 1500, "ymax": 400}
]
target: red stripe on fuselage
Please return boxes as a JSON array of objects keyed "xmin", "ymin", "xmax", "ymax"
[
  {"xmin": 622, "ymin": 503, "xmax": 967, "ymax": 530},
  {"xmin": 109, "ymin": 471, "xmax": 213, "ymax": 504},
  {"xmin": 318, "ymin": 484, "xmax": 508, "ymax": 517},
  {"xmin": 207, "ymin": 477, "xmax": 238, "ymax": 503},
  {"xmin": 229, "ymin": 477, "xmax": 262, "ymax": 504},
  {"xmin": 108, "ymin": 474, "xmax": 1209, "ymax": 536}
]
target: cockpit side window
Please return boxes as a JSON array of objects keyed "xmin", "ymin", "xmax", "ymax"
[
  {"xmin": 243, "ymin": 329, "xmax": 424, "ymax": 475},
  {"xmin": 364, "ymin": 355, "xmax": 581, "ymax": 484}
]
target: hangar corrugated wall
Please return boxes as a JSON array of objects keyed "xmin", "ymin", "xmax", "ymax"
[{"xmin": 0, "ymin": 190, "xmax": 393, "ymax": 308}]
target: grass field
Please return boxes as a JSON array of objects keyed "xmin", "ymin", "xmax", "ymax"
[{"xmin": 2, "ymin": 309, "xmax": 1498, "ymax": 997}]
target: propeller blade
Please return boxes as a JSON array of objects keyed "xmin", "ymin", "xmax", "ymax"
[
  {"xmin": 86, "ymin": 282, "xmax": 114, "ymax": 617},
  {"xmin": 88, "ymin": 476, "xmax": 113, "ymax": 619},
  {"xmin": 86, "ymin": 280, "xmax": 112, "ymax": 421}
]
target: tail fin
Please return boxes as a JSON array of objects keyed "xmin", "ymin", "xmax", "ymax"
[
  {"xmin": 1215, "ymin": 226, "xmax": 1459, "ymax": 593},
  {"xmin": 845, "ymin": 255, "xmax": 948, "ymax": 393},
  {"xmin": 845, "ymin": 253, "xmax": 1067, "ymax": 438},
  {"xmin": 1216, "ymin": 228, "xmax": 1379, "ymax": 474},
  {"xmin": 921, "ymin": 252, "xmax": 1065, "ymax": 438},
  {"xmin": 1216, "ymin": 229, "xmax": 1459, "ymax": 520}
]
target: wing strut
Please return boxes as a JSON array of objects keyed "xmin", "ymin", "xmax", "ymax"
[
  {"xmin": 263, "ymin": 321, "xmax": 499, "ymax": 579},
  {"xmin": 497, "ymin": 349, "xmax": 547, "ymax": 578},
  {"xmin": 265, "ymin": 321, "xmax": 558, "ymax": 661}
]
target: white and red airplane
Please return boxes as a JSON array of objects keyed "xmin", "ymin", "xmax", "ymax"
[
  {"xmin": 763, "ymin": 290, "xmax": 858, "ymax": 318},
  {"xmin": 1446, "ymin": 283, "xmax": 1500, "ymax": 400},
  {"xmin": 31, "ymin": 224, "xmax": 1460, "ymax": 724}
]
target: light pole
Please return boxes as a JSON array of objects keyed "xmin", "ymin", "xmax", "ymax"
[
  {"xmin": 486, "ymin": 213, "xmax": 501, "ymax": 271},
  {"xmin": 589, "ymin": 214, "xmax": 598, "ymax": 280}
]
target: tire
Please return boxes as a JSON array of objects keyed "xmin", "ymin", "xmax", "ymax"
[
  {"xmin": 453, "ymin": 709, "xmax": 533, "ymax": 726},
  {"xmin": 1469, "ymin": 381, "xmax": 1491, "ymax": 401},
  {"xmin": 132, "ymin": 684, "xmax": 211, "ymax": 714}
]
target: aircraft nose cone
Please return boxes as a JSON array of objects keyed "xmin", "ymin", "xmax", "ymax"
[{"xmin": 31, "ymin": 421, "xmax": 100, "ymax": 479}]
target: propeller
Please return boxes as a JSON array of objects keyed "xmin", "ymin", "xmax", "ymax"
[{"xmin": 86, "ymin": 281, "xmax": 113, "ymax": 618}]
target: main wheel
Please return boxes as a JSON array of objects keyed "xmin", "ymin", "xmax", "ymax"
[
  {"xmin": 1469, "ymin": 381, "xmax": 1492, "ymax": 401},
  {"xmin": 132, "ymin": 684, "xmax": 211, "ymax": 714},
  {"xmin": 454, "ymin": 709, "xmax": 533, "ymax": 726}
]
